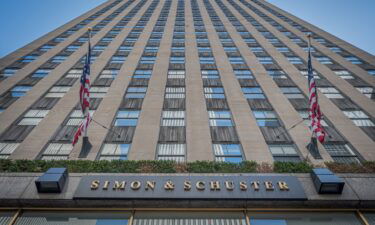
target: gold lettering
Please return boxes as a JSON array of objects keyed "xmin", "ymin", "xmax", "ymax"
[
  {"xmin": 251, "ymin": 181, "xmax": 260, "ymax": 191},
  {"xmin": 239, "ymin": 181, "xmax": 247, "ymax": 191},
  {"xmin": 91, "ymin": 180, "xmax": 100, "ymax": 190},
  {"xmin": 264, "ymin": 181, "xmax": 274, "ymax": 191},
  {"xmin": 184, "ymin": 180, "xmax": 192, "ymax": 191},
  {"xmin": 145, "ymin": 181, "xmax": 155, "ymax": 190},
  {"xmin": 196, "ymin": 181, "xmax": 205, "ymax": 190},
  {"xmin": 130, "ymin": 181, "xmax": 141, "ymax": 190},
  {"xmin": 277, "ymin": 181, "xmax": 289, "ymax": 191},
  {"xmin": 210, "ymin": 181, "xmax": 220, "ymax": 190},
  {"xmin": 103, "ymin": 180, "xmax": 110, "ymax": 190},
  {"xmin": 225, "ymin": 181, "xmax": 234, "ymax": 191},
  {"xmin": 164, "ymin": 181, "xmax": 175, "ymax": 190},
  {"xmin": 113, "ymin": 181, "xmax": 126, "ymax": 190}
]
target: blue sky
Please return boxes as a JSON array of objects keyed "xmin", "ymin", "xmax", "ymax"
[{"xmin": 0, "ymin": 0, "xmax": 374, "ymax": 57}]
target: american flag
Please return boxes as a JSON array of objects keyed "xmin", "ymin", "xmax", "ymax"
[
  {"xmin": 73, "ymin": 32, "xmax": 92, "ymax": 146},
  {"xmin": 307, "ymin": 45, "xmax": 325, "ymax": 143}
]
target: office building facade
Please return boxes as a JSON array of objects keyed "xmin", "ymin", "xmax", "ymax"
[{"xmin": 0, "ymin": 0, "xmax": 374, "ymax": 224}]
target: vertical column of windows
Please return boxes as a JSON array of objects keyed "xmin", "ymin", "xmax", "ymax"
[{"xmin": 192, "ymin": 0, "xmax": 244, "ymax": 163}]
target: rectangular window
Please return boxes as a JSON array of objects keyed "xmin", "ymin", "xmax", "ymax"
[
  {"xmin": 269, "ymin": 145, "xmax": 301, "ymax": 162},
  {"xmin": 161, "ymin": 111, "xmax": 185, "ymax": 126},
  {"xmin": 329, "ymin": 47, "xmax": 342, "ymax": 53},
  {"xmin": 65, "ymin": 69, "xmax": 83, "ymax": 78},
  {"xmin": 267, "ymin": 70, "xmax": 287, "ymax": 79},
  {"xmin": 114, "ymin": 110, "xmax": 139, "ymax": 126},
  {"xmin": 118, "ymin": 46, "xmax": 132, "ymax": 52},
  {"xmin": 242, "ymin": 87, "xmax": 265, "ymax": 99},
  {"xmin": 99, "ymin": 69, "xmax": 119, "ymax": 79},
  {"xmin": 287, "ymin": 57, "xmax": 303, "ymax": 64},
  {"xmin": 234, "ymin": 70, "xmax": 253, "ymax": 79},
  {"xmin": 324, "ymin": 144, "xmax": 360, "ymax": 164},
  {"xmin": 345, "ymin": 56, "xmax": 362, "ymax": 64},
  {"xmin": 168, "ymin": 70, "xmax": 185, "ymax": 79},
  {"xmin": 45, "ymin": 86, "xmax": 70, "ymax": 98},
  {"xmin": 229, "ymin": 57, "xmax": 245, "ymax": 64},
  {"xmin": 208, "ymin": 111, "xmax": 233, "ymax": 126},
  {"xmin": 170, "ymin": 57, "xmax": 185, "ymax": 64},
  {"xmin": 356, "ymin": 87, "xmax": 374, "ymax": 99},
  {"xmin": 204, "ymin": 87, "xmax": 225, "ymax": 99},
  {"xmin": 300, "ymin": 70, "xmax": 320, "ymax": 79},
  {"xmin": 21, "ymin": 55, "xmax": 38, "ymax": 63},
  {"xmin": 1, "ymin": 68, "xmax": 18, "ymax": 77},
  {"xmin": 31, "ymin": 69, "xmax": 51, "ymax": 78},
  {"xmin": 99, "ymin": 143, "xmax": 129, "ymax": 160},
  {"xmin": 276, "ymin": 47, "xmax": 289, "ymax": 53},
  {"xmin": 199, "ymin": 57, "xmax": 215, "ymax": 64},
  {"xmin": 213, "ymin": 144, "xmax": 243, "ymax": 163},
  {"xmin": 11, "ymin": 86, "xmax": 32, "ymax": 97},
  {"xmin": 165, "ymin": 87, "xmax": 185, "ymax": 99},
  {"xmin": 280, "ymin": 87, "xmax": 304, "ymax": 99},
  {"xmin": 18, "ymin": 110, "xmax": 49, "ymax": 125},
  {"xmin": 250, "ymin": 47, "xmax": 264, "ymax": 53},
  {"xmin": 318, "ymin": 87, "xmax": 344, "ymax": 99},
  {"xmin": 291, "ymin": 38, "xmax": 303, "ymax": 44},
  {"xmin": 66, "ymin": 45, "xmax": 80, "ymax": 52},
  {"xmin": 66, "ymin": 110, "xmax": 95, "ymax": 126},
  {"xmin": 257, "ymin": 57, "xmax": 273, "ymax": 64},
  {"xmin": 40, "ymin": 45, "xmax": 54, "ymax": 51},
  {"xmin": 202, "ymin": 70, "xmax": 219, "ymax": 79},
  {"xmin": 157, "ymin": 144, "xmax": 185, "ymax": 162},
  {"xmin": 51, "ymin": 55, "xmax": 67, "ymax": 63},
  {"xmin": 343, "ymin": 110, "xmax": 374, "ymax": 127},
  {"xmin": 54, "ymin": 37, "xmax": 66, "ymax": 42},
  {"xmin": 367, "ymin": 70, "xmax": 375, "ymax": 76},
  {"xmin": 314, "ymin": 38, "xmax": 326, "ymax": 44},
  {"xmin": 110, "ymin": 56, "xmax": 126, "ymax": 63},
  {"xmin": 90, "ymin": 87, "xmax": 108, "ymax": 98},
  {"xmin": 41, "ymin": 143, "xmax": 73, "ymax": 160},
  {"xmin": 267, "ymin": 38, "xmax": 279, "ymax": 44},
  {"xmin": 223, "ymin": 47, "xmax": 237, "ymax": 52},
  {"xmin": 125, "ymin": 87, "xmax": 147, "ymax": 98},
  {"xmin": 0, "ymin": 143, "xmax": 19, "ymax": 159},
  {"xmin": 253, "ymin": 111, "xmax": 280, "ymax": 127},
  {"xmin": 140, "ymin": 56, "xmax": 156, "ymax": 64},
  {"xmin": 316, "ymin": 57, "xmax": 333, "ymax": 64},
  {"xmin": 333, "ymin": 70, "xmax": 354, "ymax": 79}
]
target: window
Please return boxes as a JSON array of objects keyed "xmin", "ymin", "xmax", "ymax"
[
  {"xmin": 318, "ymin": 87, "xmax": 343, "ymax": 98},
  {"xmin": 54, "ymin": 37, "xmax": 66, "ymax": 42},
  {"xmin": 157, "ymin": 144, "xmax": 185, "ymax": 162},
  {"xmin": 213, "ymin": 144, "xmax": 243, "ymax": 163},
  {"xmin": 66, "ymin": 110, "xmax": 95, "ymax": 126},
  {"xmin": 21, "ymin": 55, "xmax": 38, "ymax": 63},
  {"xmin": 199, "ymin": 57, "xmax": 215, "ymax": 64},
  {"xmin": 171, "ymin": 47, "xmax": 184, "ymax": 52},
  {"xmin": 367, "ymin": 70, "xmax": 375, "ymax": 76},
  {"xmin": 343, "ymin": 110, "xmax": 374, "ymax": 127},
  {"xmin": 345, "ymin": 56, "xmax": 362, "ymax": 64},
  {"xmin": 257, "ymin": 57, "xmax": 273, "ymax": 64},
  {"xmin": 314, "ymin": 38, "xmax": 326, "ymax": 44},
  {"xmin": 101, "ymin": 37, "xmax": 113, "ymax": 43},
  {"xmin": 329, "ymin": 47, "xmax": 342, "ymax": 53},
  {"xmin": 65, "ymin": 69, "xmax": 83, "ymax": 78},
  {"xmin": 208, "ymin": 111, "xmax": 233, "ymax": 126},
  {"xmin": 40, "ymin": 45, "xmax": 54, "ymax": 51},
  {"xmin": 115, "ymin": 110, "xmax": 139, "ymax": 126},
  {"xmin": 250, "ymin": 47, "xmax": 264, "ymax": 53},
  {"xmin": 66, "ymin": 45, "xmax": 80, "ymax": 52},
  {"xmin": 276, "ymin": 47, "xmax": 289, "ymax": 53},
  {"xmin": 269, "ymin": 145, "xmax": 301, "ymax": 162},
  {"xmin": 99, "ymin": 143, "xmax": 129, "ymax": 160},
  {"xmin": 298, "ymin": 110, "xmax": 328, "ymax": 127},
  {"xmin": 198, "ymin": 47, "xmax": 211, "ymax": 52},
  {"xmin": 223, "ymin": 47, "xmax": 237, "ymax": 52},
  {"xmin": 168, "ymin": 70, "xmax": 185, "ymax": 79},
  {"xmin": 110, "ymin": 56, "xmax": 126, "ymax": 63},
  {"xmin": 324, "ymin": 144, "xmax": 360, "ymax": 164},
  {"xmin": 125, "ymin": 87, "xmax": 147, "ymax": 98},
  {"xmin": 161, "ymin": 111, "xmax": 185, "ymax": 126},
  {"xmin": 1, "ymin": 68, "xmax": 18, "ymax": 77},
  {"xmin": 118, "ymin": 46, "xmax": 132, "ymax": 52},
  {"xmin": 11, "ymin": 86, "xmax": 32, "ymax": 97},
  {"xmin": 333, "ymin": 70, "xmax": 354, "ymax": 79},
  {"xmin": 302, "ymin": 47, "xmax": 315, "ymax": 52},
  {"xmin": 140, "ymin": 56, "xmax": 156, "ymax": 64},
  {"xmin": 253, "ymin": 111, "xmax": 280, "ymax": 127},
  {"xmin": 0, "ymin": 143, "xmax": 19, "ymax": 159},
  {"xmin": 267, "ymin": 38, "xmax": 279, "ymax": 44},
  {"xmin": 45, "ymin": 86, "xmax": 70, "ymax": 98},
  {"xmin": 287, "ymin": 57, "xmax": 303, "ymax": 64},
  {"xmin": 90, "ymin": 87, "xmax": 108, "ymax": 98},
  {"xmin": 291, "ymin": 38, "xmax": 303, "ymax": 44},
  {"xmin": 234, "ymin": 70, "xmax": 253, "ymax": 79},
  {"xmin": 99, "ymin": 69, "xmax": 119, "ymax": 79},
  {"xmin": 229, "ymin": 57, "xmax": 245, "ymax": 64},
  {"xmin": 51, "ymin": 55, "xmax": 67, "ymax": 63},
  {"xmin": 267, "ymin": 70, "xmax": 287, "ymax": 79},
  {"xmin": 300, "ymin": 70, "xmax": 320, "ymax": 79},
  {"xmin": 201, "ymin": 70, "xmax": 219, "ymax": 79},
  {"xmin": 316, "ymin": 57, "xmax": 333, "ymax": 64},
  {"xmin": 170, "ymin": 57, "xmax": 185, "ymax": 64},
  {"xmin": 242, "ymin": 87, "xmax": 265, "ymax": 99},
  {"xmin": 77, "ymin": 37, "xmax": 89, "ymax": 43},
  {"xmin": 165, "ymin": 87, "xmax": 185, "ymax": 98},
  {"xmin": 41, "ymin": 143, "xmax": 73, "ymax": 160},
  {"xmin": 244, "ymin": 38, "xmax": 257, "ymax": 43},
  {"xmin": 204, "ymin": 87, "xmax": 225, "ymax": 99},
  {"xmin": 18, "ymin": 110, "xmax": 49, "ymax": 125},
  {"xmin": 145, "ymin": 46, "xmax": 159, "ymax": 52},
  {"xmin": 93, "ymin": 45, "xmax": 107, "ymax": 52},
  {"xmin": 280, "ymin": 87, "xmax": 304, "ymax": 99},
  {"xmin": 31, "ymin": 69, "xmax": 51, "ymax": 78},
  {"xmin": 356, "ymin": 87, "xmax": 374, "ymax": 99}
]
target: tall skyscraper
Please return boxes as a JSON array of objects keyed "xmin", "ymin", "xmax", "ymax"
[{"xmin": 0, "ymin": 0, "xmax": 374, "ymax": 223}]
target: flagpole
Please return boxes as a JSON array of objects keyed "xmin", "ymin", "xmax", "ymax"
[{"xmin": 83, "ymin": 27, "xmax": 92, "ymax": 138}]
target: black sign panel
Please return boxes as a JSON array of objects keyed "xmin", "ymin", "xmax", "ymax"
[{"xmin": 74, "ymin": 175, "xmax": 307, "ymax": 200}]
